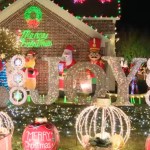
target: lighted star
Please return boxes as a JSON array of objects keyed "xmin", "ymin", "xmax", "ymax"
[{"xmin": 13, "ymin": 90, "xmax": 22, "ymax": 101}]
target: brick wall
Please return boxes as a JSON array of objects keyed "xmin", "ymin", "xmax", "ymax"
[{"xmin": 0, "ymin": 1, "xmax": 115, "ymax": 93}]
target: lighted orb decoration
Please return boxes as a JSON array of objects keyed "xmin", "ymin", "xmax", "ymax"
[
  {"xmin": 10, "ymin": 55, "xmax": 25, "ymax": 70},
  {"xmin": 10, "ymin": 70, "xmax": 25, "ymax": 87},
  {"xmin": 75, "ymin": 98, "xmax": 131, "ymax": 150},
  {"xmin": 22, "ymin": 117, "xmax": 59, "ymax": 150},
  {"xmin": 30, "ymin": 57, "xmax": 60, "ymax": 105},
  {"xmin": 147, "ymin": 59, "xmax": 150, "ymax": 70},
  {"xmin": 145, "ymin": 58, "xmax": 150, "ymax": 106},
  {"xmin": 9, "ymin": 87, "xmax": 27, "ymax": 105},
  {"xmin": 64, "ymin": 62, "xmax": 108, "ymax": 104},
  {"xmin": 0, "ymin": 111, "xmax": 14, "ymax": 150},
  {"xmin": 0, "ymin": 87, "xmax": 9, "ymax": 108}
]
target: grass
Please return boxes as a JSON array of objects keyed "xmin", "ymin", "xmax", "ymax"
[{"xmin": 1, "ymin": 97, "xmax": 149, "ymax": 150}]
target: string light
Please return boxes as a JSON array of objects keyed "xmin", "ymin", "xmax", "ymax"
[
  {"xmin": 64, "ymin": 62, "xmax": 108, "ymax": 104},
  {"xmin": 75, "ymin": 98, "xmax": 131, "ymax": 149},
  {"xmin": 145, "ymin": 58, "xmax": 150, "ymax": 106},
  {"xmin": 30, "ymin": 57, "xmax": 61, "ymax": 105},
  {"xmin": 102, "ymin": 56, "xmax": 147, "ymax": 106}
]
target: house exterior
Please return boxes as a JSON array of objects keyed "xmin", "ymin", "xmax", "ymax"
[{"xmin": 0, "ymin": 0, "xmax": 120, "ymax": 94}]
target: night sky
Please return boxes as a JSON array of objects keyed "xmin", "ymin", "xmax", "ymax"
[
  {"xmin": 0, "ymin": 0, "xmax": 149, "ymax": 32},
  {"xmin": 117, "ymin": 0, "xmax": 150, "ymax": 32}
]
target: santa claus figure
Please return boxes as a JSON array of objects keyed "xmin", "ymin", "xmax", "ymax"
[
  {"xmin": 23, "ymin": 50, "xmax": 38, "ymax": 90},
  {"xmin": 61, "ymin": 45, "xmax": 76, "ymax": 69},
  {"xmin": 59, "ymin": 45, "xmax": 76, "ymax": 92}
]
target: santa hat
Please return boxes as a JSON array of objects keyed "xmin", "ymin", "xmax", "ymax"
[
  {"xmin": 26, "ymin": 50, "xmax": 36, "ymax": 56},
  {"xmin": 89, "ymin": 38, "xmax": 101, "ymax": 52},
  {"xmin": 65, "ymin": 45, "xmax": 76, "ymax": 52}
]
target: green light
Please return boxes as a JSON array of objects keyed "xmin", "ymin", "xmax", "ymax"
[
  {"xmin": 20, "ymin": 30, "xmax": 53, "ymax": 48},
  {"xmin": 27, "ymin": 95, "xmax": 31, "ymax": 103},
  {"xmin": 64, "ymin": 96, "xmax": 67, "ymax": 103},
  {"xmin": 24, "ymin": 6, "xmax": 42, "ymax": 22},
  {"xmin": 76, "ymin": 16, "xmax": 81, "ymax": 19},
  {"xmin": 138, "ymin": 97, "xmax": 141, "ymax": 105},
  {"xmin": 130, "ymin": 97, "xmax": 135, "ymax": 104}
]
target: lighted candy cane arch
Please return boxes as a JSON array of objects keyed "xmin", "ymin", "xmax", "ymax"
[{"xmin": 145, "ymin": 58, "xmax": 150, "ymax": 106}]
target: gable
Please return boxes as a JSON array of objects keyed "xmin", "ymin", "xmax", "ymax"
[
  {"xmin": 0, "ymin": 0, "xmax": 108, "ymax": 43},
  {"xmin": 0, "ymin": 0, "xmax": 114, "ymax": 94}
]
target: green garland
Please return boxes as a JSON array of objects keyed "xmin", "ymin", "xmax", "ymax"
[{"xmin": 24, "ymin": 6, "xmax": 42, "ymax": 21}]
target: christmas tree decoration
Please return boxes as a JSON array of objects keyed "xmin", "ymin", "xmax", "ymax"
[
  {"xmin": 0, "ymin": 87, "xmax": 9, "ymax": 108},
  {"xmin": 22, "ymin": 116, "xmax": 59, "ymax": 150},
  {"xmin": 0, "ymin": 28, "xmax": 20, "ymax": 61},
  {"xmin": 0, "ymin": 111, "xmax": 14, "ymax": 150},
  {"xmin": 75, "ymin": 98, "xmax": 131, "ymax": 150}
]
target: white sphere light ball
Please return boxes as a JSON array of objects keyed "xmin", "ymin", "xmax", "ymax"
[{"xmin": 75, "ymin": 98, "xmax": 131, "ymax": 149}]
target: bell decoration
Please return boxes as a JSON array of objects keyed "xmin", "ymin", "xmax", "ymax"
[{"xmin": 22, "ymin": 116, "xmax": 60, "ymax": 150}]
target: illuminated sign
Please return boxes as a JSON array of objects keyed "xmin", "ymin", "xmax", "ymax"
[{"xmin": 20, "ymin": 30, "xmax": 53, "ymax": 48}]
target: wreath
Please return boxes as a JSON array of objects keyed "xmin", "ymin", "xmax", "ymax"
[{"xmin": 24, "ymin": 6, "xmax": 42, "ymax": 28}]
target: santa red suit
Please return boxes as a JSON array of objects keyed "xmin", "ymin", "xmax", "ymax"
[{"xmin": 59, "ymin": 45, "xmax": 76, "ymax": 91}]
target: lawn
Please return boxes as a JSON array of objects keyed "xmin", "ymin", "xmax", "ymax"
[{"xmin": 0, "ymin": 98, "xmax": 149, "ymax": 150}]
